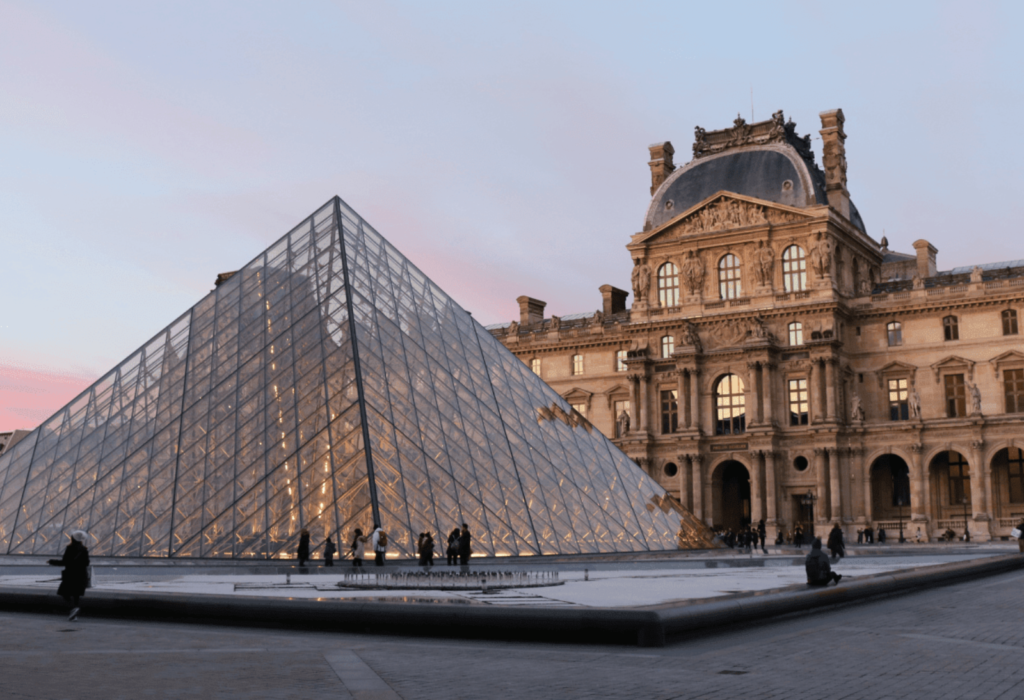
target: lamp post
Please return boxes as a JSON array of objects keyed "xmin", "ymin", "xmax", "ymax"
[
  {"xmin": 800, "ymin": 490, "xmax": 818, "ymax": 541},
  {"xmin": 897, "ymin": 496, "xmax": 905, "ymax": 543},
  {"xmin": 961, "ymin": 495, "xmax": 971, "ymax": 543}
]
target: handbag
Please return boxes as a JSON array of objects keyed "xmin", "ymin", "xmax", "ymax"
[{"xmin": 1011, "ymin": 528, "xmax": 1021, "ymax": 539}]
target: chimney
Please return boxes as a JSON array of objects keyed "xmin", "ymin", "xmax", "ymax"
[
  {"xmin": 516, "ymin": 296, "xmax": 546, "ymax": 326},
  {"xmin": 818, "ymin": 110, "xmax": 850, "ymax": 219},
  {"xmin": 912, "ymin": 239, "xmax": 938, "ymax": 279},
  {"xmin": 648, "ymin": 142, "xmax": 675, "ymax": 195},
  {"xmin": 599, "ymin": 285, "xmax": 629, "ymax": 315}
]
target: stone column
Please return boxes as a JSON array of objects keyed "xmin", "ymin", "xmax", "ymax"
[
  {"xmin": 849, "ymin": 447, "xmax": 867, "ymax": 523},
  {"xmin": 676, "ymin": 370, "xmax": 687, "ymax": 431},
  {"xmin": 810, "ymin": 361, "xmax": 822, "ymax": 424},
  {"xmin": 639, "ymin": 373, "xmax": 651, "ymax": 433},
  {"xmin": 689, "ymin": 454, "xmax": 704, "ymax": 522},
  {"xmin": 814, "ymin": 447, "xmax": 828, "ymax": 524},
  {"xmin": 909, "ymin": 443, "xmax": 927, "ymax": 525},
  {"xmin": 977, "ymin": 439, "xmax": 994, "ymax": 527},
  {"xmin": 825, "ymin": 358, "xmax": 837, "ymax": 422},
  {"xmin": 765, "ymin": 450, "xmax": 778, "ymax": 524},
  {"xmin": 862, "ymin": 449, "xmax": 873, "ymax": 524},
  {"xmin": 828, "ymin": 447, "xmax": 841, "ymax": 523},
  {"xmin": 677, "ymin": 453, "xmax": 692, "ymax": 510},
  {"xmin": 761, "ymin": 362, "xmax": 775, "ymax": 427},
  {"xmin": 746, "ymin": 362, "xmax": 760, "ymax": 425},
  {"xmin": 749, "ymin": 450, "xmax": 764, "ymax": 524},
  {"xmin": 690, "ymin": 369, "xmax": 702, "ymax": 435},
  {"xmin": 628, "ymin": 374, "xmax": 641, "ymax": 433},
  {"xmin": 968, "ymin": 439, "xmax": 987, "ymax": 518}
]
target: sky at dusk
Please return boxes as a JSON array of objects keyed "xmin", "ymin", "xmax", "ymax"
[{"xmin": 2, "ymin": 0, "xmax": 1023, "ymax": 431}]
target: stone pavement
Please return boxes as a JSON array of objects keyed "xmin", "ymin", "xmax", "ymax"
[{"xmin": 4, "ymin": 567, "xmax": 1024, "ymax": 699}]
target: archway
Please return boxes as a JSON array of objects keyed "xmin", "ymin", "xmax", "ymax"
[
  {"xmin": 869, "ymin": 454, "xmax": 911, "ymax": 521},
  {"xmin": 712, "ymin": 460, "xmax": 751, "ymax": 532},
  {"xmin": 928, "ymin": 450, "xmax": 972, "ymax": 535},
  {"xmin": 990, "ymin": 447, "xmax": 1024, "ymax": 521}
]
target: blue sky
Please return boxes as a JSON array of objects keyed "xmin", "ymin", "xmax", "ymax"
[{"xmin": 2, "ymin": 0, "xmax": 1022, "ymax": 429}]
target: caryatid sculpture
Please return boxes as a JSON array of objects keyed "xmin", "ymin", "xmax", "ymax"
[
  {"xmin": 681, "ymin": 250, "xmax": 705, "ymax": 296},
  {"xmin": 810, "ymin": 231, "xmax": 834, "ymax": 277},
  {"xmin": 631, "ymin": 258, "xmax": 652, "ymax": 303},
  {"xmin": 754, "ymin": 240, "xmax": 775, "ymax": 287}
]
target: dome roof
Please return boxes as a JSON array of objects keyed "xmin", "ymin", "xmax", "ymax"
[{"xmin": 644, "ymin": 114, "xmax": 866, "ymax": 233}]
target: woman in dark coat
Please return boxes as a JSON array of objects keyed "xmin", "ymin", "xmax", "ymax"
[
  {"xmin": 419, "ymin": 532, "xmax": 435, "ymax": 566},
  {"xmin": 323, "ymin": 536, "xmax": 337, "ymax": 566},
  {"xmin": 297, "ymin": 529, "xmax": 311, "ymax": 566},
  {"xmin": 458, "ymin": 523, "xmax": 472, "ymax": 568},
  {"xmin": 827, "ymin": 523, "xmax": 845, "ymax": 560},
  {"xmin": 446, "ymin": 528, "xmax": 461, "ymax": 566},
  {"xmin": 48, "ymin": 530, "xmax": 90, "ymax": 621}
]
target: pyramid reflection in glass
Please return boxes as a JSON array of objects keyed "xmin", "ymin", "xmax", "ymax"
[{"xmin": 0, "ymin": 198, "xmax": 690, "ymax": 559}]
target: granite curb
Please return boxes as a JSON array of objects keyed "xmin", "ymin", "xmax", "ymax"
[{"xmin": 1, "ymin": 553, "xmax": 1020, "ymax": 648}]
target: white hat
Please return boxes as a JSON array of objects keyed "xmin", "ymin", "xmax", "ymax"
[{"xmin": 70, "ymin": 530, "xmax": 88, "ymax": 542}]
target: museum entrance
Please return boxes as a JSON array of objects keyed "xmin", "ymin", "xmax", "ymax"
[
  {"xmin": 712, "ymin": 460, "xmax": 751, "ymax": 532},
  {"xmin": 791, "ymin": 493, "xmax": 816, "ymax": 542}
]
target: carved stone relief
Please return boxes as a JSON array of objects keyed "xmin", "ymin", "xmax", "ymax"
[{"xmin": 673, "ymin": 197, "xmax": 803, "ymax": 236}]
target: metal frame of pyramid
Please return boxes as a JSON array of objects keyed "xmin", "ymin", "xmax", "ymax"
[{"xmin": 0, "ymin": 197, "xmax": 689, "ymax": 559}]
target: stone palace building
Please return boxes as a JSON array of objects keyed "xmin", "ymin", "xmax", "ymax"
[{"xmin": 488, "ymin": 109, "xmax": 1024, "ymax": 543}]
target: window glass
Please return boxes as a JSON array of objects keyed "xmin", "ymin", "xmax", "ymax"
[
  {"xmin": 887, "ymin": 321, "xmax": 903, "ymax": 347},
  {"xmin": 947, "ymin": 451, "xmax": 971, "ymax": 504},
  {"xmin": 788, "ymin": 322, "xmax": 803, "ymax": 346},
  {"xmin": 788, "ymin": 378, "xmax": 808, "ymax": 426},
  {"xmin": 782, "ymin": 245, "xmax": 807, "ymax": 293},
  {"xmin": 1004, "ymin": 368, "xmax": 1024, "ymax": 413},
  {"xmin": 661, "ymin": 335, "xmax": 674, "ymax": 359},
  {"xmin": 572, "ymin": 354, "xmax": 583, "ymax": 376},
  {"xmin": 718, "ymin": 254, "xmax": 743, "ymax": 300},
  {"xmin": 888, "ymin": 378, "xmax": 909, "ymax": 421},
  {"xmin": 1009, "ymin": 447, "xmax": 1024, "ymax": 504},
  {"xmin": 570, "ymin": 402, "xmax": 587, "ymax": 419},
  {"xmin": 1003, "ymin": 309, "xmax": 1019, "ymax": 336},
  {"xmin": 530, "ymin": 358, "xmax": 541, "ymax": 376},
  {"xmin": 616, "ymin": 350, "xmax": 627, "ymax": 372},
  {"xmin": 943, "ymin": 316, "xmax": 959, "ymax": 341},
  {"xmin": 657, "ymin": 262, "xmax": 680, "ymax": 308},
  {"xmin": 715, "ymin": 374, "xmax": 746, "ymax": 435},
  {"xmin": 944, "ymin": 374, "xmax": 966, "ymax": 417},
  {"xmin": 660, "ymin": 390, "xmax": 678, "ymax": 434}
]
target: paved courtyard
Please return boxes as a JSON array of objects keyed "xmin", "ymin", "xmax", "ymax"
[{"xmin": 3, "ymin": 565, "xmax": 1023, "ymax": 699}]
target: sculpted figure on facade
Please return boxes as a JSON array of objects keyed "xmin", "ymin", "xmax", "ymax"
[
  {"xmin": 912, "ymin": 274, "xmax": 924, "ymax": 290},
  {"xmin": 810, "ymin": 232, "xmax": 834, "ymax": 277},
  {"xmin": 682, "ymin": 321, "xmax": 703, "ymax": 353},
  {"xmin": 750, "ymin": 314, "xmax": 772, "ymax": 341},
  {"xmin": 970, "ymin": 266, "xmax": 984, "ymax": 283},
  {"xmin": 908, "ymin": 386, "xmax": 922, "ymax": 419},
  {"xmin": 693, "ymin": 125, "xmax": 708, "ymax": 158},
  {"xmin": 507, "ymin": 320, "xmax": 519, "ymax": 336},
  {"xmin": 549, "ymin": 315, "xmax": 561, "ymax": 331},
  {"xmin": 617, "ymin": 410, "xmax": 631, "ymax": 437},
  {"xmin": 591, "ymin": 309, "xmax": 604, "ymax": 326},
  {"xmin": 850, "ymin": 392, "xmax": 864, "ymax": 422},
  {"xmin": 968, "ymin": 381, "xmax": 982, "ymax": 415},
  {"xmin": 754, "ymin": 240, "xmax": 775, "ymax": 287},
  {"xmin": 631, "ymin": 258, "xmax": 652, "ymax": 303},
  {"xmin": 681, "ymin": 250, "xmax": 705, "ymax": 295}
]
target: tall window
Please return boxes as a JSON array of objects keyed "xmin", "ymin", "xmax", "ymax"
[
  {"xmin": 888, "ymin": 378, "xmax": 909, "ymax": 421},
  {"xmin": 530, "ymin": 358, "xmax": 541, "ymax": 376},
  {"xmin": 943, "ymin": 315, "xmax": 959, "ymax": 341},
  {"xmin": 944, "ymin": 374, "xmax": 966, "ymax": 418},
  {"xmin": 570, "ymin": 402, "xmax": 587, "ymax": 419},
  {"xmin": 887, "ymin": 321, "xmax": 903, "ymax": 347},
  {"xmin": 572, "ymin": 354, "xmax": 583, "ymax": 376},
  {"xmin": 718, "ymin": 254, "xmax": 743, "ymax": 300},
  {"xmin": 660, "ymin": 390, "xmax": 678, "ymax": 434},
  {"xmin": 1008, "ymin": 447, "xmax": 1024, "ymax": 504},
  {"xmin": 715, "ymin": 374, "xmax": 746, "ymax": 435},
  {"xmin": 788, "ymin": 322, "xmax": 803, "ymax": 346},
  {"xmin": 1003, "ymin": 309, "xmax": 1019, "ymax": 336},
  {"xmin": 782, "ymin": 245, "xmax": 807, "ymax": 292},
  {"xmin": 947, "ymin": 451, "xmax": 971, "ymax": 504},
  {"xmin": 1004, "ymin": 368, "xmax": 1024, "ymax": 413},
  {"xmin": 658, "ymin": 262, "xmax": 680, "ymax": 308},
  {"xmin": 788, "ymin": 378, "xmax": 809, "ymax": 426},
  {"xmin": 616, "ymin": 350, "xmax": 628, "ymax": 372},
  {"xmin": 613, "ymin": 399, "xmax": 631, "ymax": 437},
  {"xmin": 661, "ymin": 335, "xmax": 674, "ymax": 358}
]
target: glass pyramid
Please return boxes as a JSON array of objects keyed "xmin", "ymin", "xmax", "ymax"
[{"xmin": 0, "ymin": 197, "xmax": 692, "ymax": 559}]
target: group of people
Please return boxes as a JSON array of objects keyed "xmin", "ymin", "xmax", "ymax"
[
  {"xmin": 712, "ymin": 520, "xmax": 768, "ymax": 553},
  {"xmin": 854, "ymin": 527, "xmax": 887, "ymax": 544},
  {"xmin": 293, "ymin": 523, "xmax": 474, "ymax": 568}
]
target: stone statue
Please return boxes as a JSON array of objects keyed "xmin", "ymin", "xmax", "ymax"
[
  {"xmin": 970, "ymin": 266, "xmax": 984, "ymax": 283},
  {"xmin": 549, "ymin": 315, "xmax": 561, "ymax": 331},
  {"xmin": 768, "ymin": 109, "xmax": 786, "ymax": 140},
  {"xmin": 912, "ymin": 275, "xmax": 924, "ymax": 290},
  {"xmin": 631, "ymin": 259, "xmax": 652, "ymax": 303},
  {"xmin": 693, "ymin": 126, "xmax": 707, "ymax": 158},
  {"xmin": 859, "ymin": 278, "xmax": 872, "ymax": 296},
  {"xmin": 908, "ymin": 386, "xmax": 922, "ymax": 419},
  {"xmin": 591, "ymin": 309, "xmax": 604, "ymax": 326},
  {"xmin": 507, "ymin": 320, "xmax": 519, "ymax": 336},
  {"xmin": 681, "ymin": 250, "xmax": 705, "ymax": 295},
  {"xmin": 682, "ymin": 321, "xmax": 703, "ymax": 353},
  {"xmin": 754, "ymin": 240, "xmax": 775, "ymax": 287},
  {"xmin": 810, "ymin": 232, "xmax": 834, "ymax": 277},
  {"xmin": 617, "ymin": 411, "xmax": 631, "ymax": 437},
  {"xmin": 968, "ymin": 381, "xmax": 982, "ymax": 415},
  {"xmin": 750, "ymin": 315, "xmax": 771, "ymax": 340},
  {"xmin": 850, "ymin": 392, "xmax": 864, "ymax": 422}
]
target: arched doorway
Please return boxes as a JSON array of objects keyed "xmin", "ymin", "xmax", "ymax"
[
  {"xmin": 990, "ymin": 447, "xmax": 1024, "ymax": 522},
  {"xmin": 712, "ymin": 460, "xmax": 750, "ymax": 532},
  {"xmin": 869, "ymin": 454, "xmax": 911, "ymax": 521},
  {"xmin": 928, "ymin": 450, "xmax": 972, "ymax": 535}
]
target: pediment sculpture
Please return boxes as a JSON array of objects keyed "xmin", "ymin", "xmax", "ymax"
[{"xmin": 673, "ymin": 197, "xmax": 803, "ymax": 236}]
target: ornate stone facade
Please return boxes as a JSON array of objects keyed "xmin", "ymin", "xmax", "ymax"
[{"xmin": 491, "ymin": 109, "xmax": 1024, "ymax": 543}]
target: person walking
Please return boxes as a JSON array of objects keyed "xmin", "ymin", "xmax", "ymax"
[
  {"xmin": 371, "ymin": 523, "xmax": 387, "ymax": 566},
  {"xmin": 297, "ymin": 529, "xmax": 311, "ymax": 566},
  {"xmin": 323, "ymin": 536, "xmax": 337, "ymax": 567},
  {"xmin": 47, "ymin": 530, "xmax": 90, "ymax": 621},
  {"xmin": 757, "ymin": 519, "xmax": 767, "ymax": 554},
  {"xmin": 446, "ymin": 527, "xmax": 461, "ymax": 566},
  {"xmin": 419, "ymin": 532, "xmax": 435, "ymax": 566},
  {"xmin": 877, "ymin": 526, "xmax": 887, "ymax": 543},
  {"xmin": 458, "ymin": 523, "xmax": 472, "ymax": 569},
  {"xmin": 827, "ymin": 523, "xmax": 845, "ymax": 561},
  {"xmin": 350, "ymin": 528, "xmax": 367, "ymax": 567},
  {"xmin": 805, "ymin": 538, "xmax": 842, "ymax": 586}
]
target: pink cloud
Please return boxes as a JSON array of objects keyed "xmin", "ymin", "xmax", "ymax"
[{"xmin": 0, "ymin": 363, "xmax": 98, "ymax": 433}]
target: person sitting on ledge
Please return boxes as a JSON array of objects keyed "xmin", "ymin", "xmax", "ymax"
[{"xmin": 805, "ymin": 538, "xmax": 842, "ymax": 586}]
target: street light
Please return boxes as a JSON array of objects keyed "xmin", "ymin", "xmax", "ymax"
[
  {"xmin": 896, "ymin": 496, "xmax": 905, "ymax": 543},
  {"xmin": 960, "ymin": 495, "xmax": 971, "ymax": 542}
]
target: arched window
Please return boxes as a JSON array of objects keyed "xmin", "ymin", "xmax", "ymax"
[
  {"xmin": 572, "ymin": 354, "xmax": 583, "ymax": 376},
  {"xmin": 661, "ymin": 335, "xmax": 674, "ymax": 358},
  {"xmin": 782, "ymin": 245, "xmax": 807, "ymax": 293},
  {"xmin": 530, "ymin": 358, "xmax": 541, "ymax": 376},
  {"xmin": 657, "ymin": 262, "xmax": 680, "ymax": 308},
  {"xmin": 718, "ymin": 254, "xmax": 743, "ymax": 300},
  {"xmin": 887, "ymin": 321, "xmax": 903, "ymax": 347},
  {"xmin": 788, "ymin": 321, "xmax": 803, "ymax": 346},
  {"xmin": 715, "ymin": 374, "xmax": 746, "ymax": 435},
  {"xmin": 1003, "ymin": 309, "xmax": 1018, "ymax": 336},
  {"xmin": 943, "ymin": 315, "xmax": 959, "ymax": 341}
]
